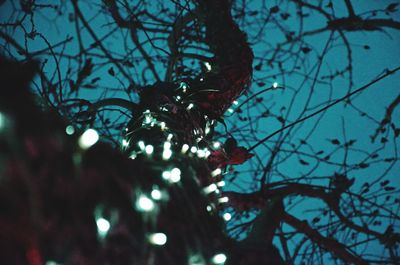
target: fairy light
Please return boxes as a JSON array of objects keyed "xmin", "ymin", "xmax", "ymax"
[
  {"xmin": 149, "ymin": 233, "xmax": 167, "ymax": 246},
  {"xmin": 212, "ymin": 253, "xmax": 227, "ymax": 264},
  {"xmin": 129, "ymin": 152, "xmax": 137, "ymax": 160},
  {"xmin": 233, "ymin": 100, "xmax": 239, "ymax": 105},
  {"xmin": 122, "ymin": 139, "xmax": 129, "ymax": 147},
  {"xmin": 204, "ymin": 183, "xmax": 218, "ymax": 194},
  {"xmin": 213, "ymin": 142, "xmax": 221, "ymax": 149},
  {"xmin": 180, "ymin": 82, "xmax": 188, "ymax": 93},
  {"xmin": 218, "ymin": 197, "xmax": 229, "ymax": 203},
  {"xmin": 65, "ymin": 125, "xmax": 75, "ymax": 135},
  {"xmin": 205, "ymin": 62, "xmax": 212, "ymax": 71},
  {"xmin": 206, "ymin": 205, "xmax": 213, "ymax": 212},
  {"xmin": 164, "ymin": 141, "xmax": 171, "ymax": 150},
  {"xmin": 223, "ymin": 213, "xmax": 232, "ymax": 221},
  {"xmin": 205, "ymin": 149, "xmax": 211, "ymax": 158},
  {"xmin": 187, "ymin": 103, "xmax": 194, "ymax": 110},
  {"xmin": 197, "ymin": 149, "xmax": 206, "ymax": 158},
  {"xmin": 78, "ymin": 128, "xmax": 99, "ymax": 149},
  {"xmin": 170, "ymin": 167, "xmax": 181, "ymax": 183},
  {"xmin": 211, "ymin": 168, "xmax": 222, "ymax": 177},
  {"xmin": 217, "ymin": 181, "xmax": 225, "ymax": 187},
  {"xmin": 190, "ymin": 146, "xmax": 198, "ymax": 153},
  {"xmin": 138, "ymin": 140, "xmax": 145, "ymax": 150},
  {"xmin": 162, "ymin": 170, "xmax": 171, "ymax": 180},
  {"xmin": 136, "ymin": 195, "xmax": 155, "ymax": 212},
  {"xmin": 273, "ymin": 81, "xmax": 278, "ymax": 88},
  {"xmin": 145, "ymin": 145, "xmax": 154, "ymax": 155},
  {"xmin": 96, "ymin": 217, "xmax": 110, "ymax": 237},
  {"xmin": 151, "ymin": 189, "xmax": 162, "ymax": 200},
  {"xmin": 167, "ymin": 133, "xmax": 173, "ymax": 141},
  {"xmin": 227, "ymin": 108, "xmax": 234, "ymax": 113},
  {"xmin": 181, "ymin": 144, "xmax": 189, "ymax": 153},
  {"xmin": 160, "ymin": 122, "xmax": 166, "ymax": 130},
  {"xmin": 162, "ymin": 149, "xmax": 172, "ymax": 160}
]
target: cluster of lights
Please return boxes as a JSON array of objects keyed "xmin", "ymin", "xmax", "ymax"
[{"xmin": 162, "ymin": 167, "xmax": 181, "ymax": 183}]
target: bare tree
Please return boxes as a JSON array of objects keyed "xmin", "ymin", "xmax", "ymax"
[{"xmin": 0, "ymin": 0, "xmax": 399, "ymax": 264}]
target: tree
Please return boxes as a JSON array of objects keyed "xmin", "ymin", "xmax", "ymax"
[{"xmin": 0, "ymin": 0, "xmax": 399, "ymax": 264}]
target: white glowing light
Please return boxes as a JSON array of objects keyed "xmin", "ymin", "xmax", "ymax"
[
  {"xmin": 218, "ymin": 197, "xmax": 229, "ymax": 203},
  {"xmin": 204, "ymin": 183, "xmax": 218, "ymax": 194},
  {"xmin": 206, "ymin": 205, "xmax": 213, "ymax": 212},
  {"xmin": 122, "ymin": 139, "xmax": 129, "ymax": 147},
  {"xmin": 205, "ymin": 62, "xmax": 212, "ymax": 71},
  {"xmin": 129, "ymin": 152, "xmax": 137, "ymax": 160},
  {"xmin": 205, "ymin": 150, "xmax": 211, "ymax": 158},
  {"xmin": 45, "ymin": 261, "xmax": 60, "ymax": 265},
  {"xmin": 187, "ymin": 103, "xmax": 194, "ymax": 110},
  {"xmin": 212, "ymin": 253, "xmax": 227, "ymax": 264},
  {"xmin": 65, "ymin": 125, "xmax": 75, "ymax": 135},
  {"xmin": 149, "ymin": 233, "xmax": 167, "ymax": 246},
  {"xmin": 138, "ymin": 140, "xmax": 145, "ymax": 150},
  {"xmin": 233, "ymin": 100, "xmax": 239, "ymax": 105},
  {"xmin": 217, "ymin": 181, "xmax": 225, "ymax": 187},
  {"xmin": 136, "ymin": 195, "xmax": 155, "ymax": 212},
  {"xmin": 162, "ymin": 170, "xmax": 171, "ymax": 180},
  {"xmin": 200, "ymin": 78, "xmax": 204, "ymax": 81},
  {"xmin": 96, "ymin": 217, "xmax": 110, "ymax": 234},
  {"xmin": 151, "ymin": 189, "xmax": 162, "ymax": 200},
  {"xmin": 205, "ymin": 126, "xmax": 211, "ymax": 135},
  {"xmin": 170, "ymin": 167, "xmax": 181, "ymax": 183},
  {"xmin": 213, "ymin": 142, "xmax": 221, "ymax": 149},
  {"xmin": 162, "ymin": 149, "xmax": 172, "ymax": 160},
  {"xmin": 160, "ymin": 122, "xmax": 166, "ymax": 130},
  {"xmin": 223, "ymin": 213, "xmax": 232, "ymax": 221},
  {"xmin": 79, "ymin": 129, "xmax": 99, "ymax": 149},
  {"xmin": 273, "ymin": 82, "xmax": 278, "ymax": 88},
  {"xmin": 211, "ymin": 168, "xmax": 222, "ymax": 177},
  {"xmin": 197, "ymin": 149, "xmax": 206, "ymax": 158},
  {"xmin": 145, "ymin": 145, "xmax": 154, "ymax": 155},
  {"xmin": 167, "ymin": 133, "xmax": 173, "ymax": 141},
  {"xmin": 227, "ymin": 108, "xmax": 234, "ymax": 113},
  {"xmin": 181, "ymin": 144, "xmax": 190, "ymax": 153},
  {"xmin": 164, "ymin": 141, "xmax": 171, "ymax": 150},
  {"xmin": 190, "ymin": 146, "xmax": 198, "ymax": 153}
]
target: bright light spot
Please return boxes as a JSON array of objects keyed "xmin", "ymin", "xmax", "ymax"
[
  {"xmin": 218, "ymin": 197, "xmax": 229, "ymax": 203},
  {"xmin": 136, "ymin": 195, "xmax": 155, "ymax": 212},
  {"xmin": 164, "ymin": 141, "xmax": 171, "ymax": 150},
  {"xmin": 197, "ymin": 149, "xmax": 206, "ymax": 158},
  {"xmin": 145, "ymin": 145, "xmax": 154, "ymax": 155},
  {"xmin": 160, "ymin": 122, "xmax": 166, "ymax": 130},
  {"xmin": 205, "ymin": 150, "xmax": 211, "ymax": 158},
  {"xmin": 162, "ymin": 149, "xmax": 172, "ymax": 160},
  {"xmin": 213, "ymin": 142, "xmax": 221, "ymax": 149},
  {"xmin": 149, "ymin": 233, "xmax": 167, "ymax": 246},
  {"xmin": 227, "ymin": 108, "xmax": 234, "ymax": 113},
  {"xmin": 187, "ymin": 103, "xmax": 194, "ymax": 110},
  {"xmin": 122, "ymin": 139, "xmax": 129, "ymax": 147},
  {"xmin": 45, "ymin": 261, "xmax": 60, "ymax": 265},
  {"xmin": 79, "ymin": 129, "xmax": 99, "ymax": 149},
  {"xmin": 162, "ymin": 170, "xmax": 171, "ymax": 180},
  {"xmin": 65, "ymin": 125, "xmax": 75, "ymax": 135},
  {"xmin": 205, "ymin": 62, "xmax": 212, "ymax": 71},
  {"xmin": 96, "ymin": 217, "xmax": 110, "ymax": 234},
  {"xmin": 200, "ymin": 78, "xmax": 204, "ymax": 81},
  {"xmin": 211, "ymin": 168, "xmax": 222, "ymax": 177},
  {"xmin": 138, "ymin": 140, "xmax": 145, "ymax": 150},
  {"xmin": 170, "ymin": 168, "xmax": 181, "ymax": 183},
  {"xmin": 129, "ymin": 152, "xmax": 137, "ymax": 160},
  {"xmin": 212, "ymin": 253, "xmax": 227, "ymax": 264},
  {"xmin": 223, "ymin": 213, "xmax": 232, "ymax": 221},
  {"xmin": 273, "ymin": 82, "xmax": 278, "ymax": 88},
  {"xmin": 181, "ymin": 144, "xmax": 189, "ymax": 153},
  {"xmin": 205, "ymin": 125, "xmax": 211, "ymax": 135},
  {"xmin": 204, "ymin": 183, "xmax": 217, "ymax": 194},
  {"xmin": 151, "ymin": 189, "xmax": 162, "ymax": 200},
  {"xmin": 167, "ymin": 133, "xmax": 173, "ymax": 141},
  {"xmin": 233, "ymin": 100, "xmax": 239, "ymax": 105},
  {"xmin": 190, "ymin": 146, "xmax": 198, "ymax": 153},
  {"xmin": 189, "ymin": 254, "xmax": 205, "ymax": 265},
  {"xmin": 206, "ymin": 205, "xmax": 213, "ymax": 212},
  {"xmin": 217, "ymin": 181, "xmax": 225, "ymax": 187}
]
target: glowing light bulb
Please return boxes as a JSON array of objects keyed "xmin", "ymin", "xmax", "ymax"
[
  {"xmin": 227, "ymin": 108, "xmax": 234, "ymax": 113},
  {"xmin": 162, "ymin": 149, "xmax": 172, "ymax": 160},
  {"xmin": 149, "ymin": 233, "xmax": 167, "ymax": 246},
  {"xmin": 167, "ymin": 133, "xmax": 173, "ymax": 141},
  {"xmin": 187, "ymin": 103, "xmax": 194, "ymax": 110},
  {"xmin": 211, "ymin": 168, "xmax": 222, "ymax": 177},
  {"xmin": 65, "ymin": 125, "xmax": 75, "ymax": 135},
  {"xmin": 217, "ymin": 181, "xmax": 225, "ymax": 187},
  {"xmin": 273, "ymin": 82, "xmax": 278, "ymax": 88},
  {"xmin": 223, "ymin": 213, "xmax": 232, "ymax": 221},
  {"xmin": 45, "ymin": 261, "xmax": 60, "ymax": 265},
  {"xmin": 79, "ymin": 129, "xmax": 99, "ymax": 149},
  {"xmin": 160, "ymin": 122, "xmax": 166, "ymax": 130},
  {"xmin": 218, "ymin": 197, "xmax": 229, "ymax": 203},
  {"xmin": 138, "ymin": 140, "xmax": 145, "ymax": 150},
  {"xmin": 205, "ymin": 62, "xmax": 212, "ymax": 71},
  {"xmin": 129, "ymin": 153, "xmax": 137, "ymax": 160},
  {"xmin": 204, "ymin": 183, "xmax": 217, "ymax": 194},
  {"xmin": 96, "ymin": 217, "xmax": 110, "ymax": 236},
  {"xmin": 170, "ymin": 167, "xmax": 181, "ymax": 183},
  {"xmin": 197, "ymin": 149, "xmax": 206, "ymax": 158},
  {"xmin": 233, "ymin": 100, "xmax": 239, "ymax": 105},
  {"xmin": 122, "ymin": 139, "xmax": 129, "ymax": 147},
  {"xmin": 145, "ymin": 145, "xmax": 154, "ymax": 155},
  {"xmin": 206, "ymin": 205, "xmax": 213, "ymax": 212},
  {"xmin": 190, "ymin": 146, "xmax": 198, "ymax": 153},
  {"xmin": 212, "ymin": 253, "xmax": 227, "ymax": 264},
  {"xmin": 213, "ymin": 142, "xmax": 221, "ymax": 149},
  {"xmin": 151, "ymin": 189, "xmax": 162, "ymax": 200},
  {"xmin": 181, "ymin": 144, "xmax": 189, "ymax": 153},
  {"xmin": 136, "ymin": 195, "xmax": 155, "ymax": 212},
  {"xmin": 164, "ymin": 141, "xmax": 171, "ymax": 150}
]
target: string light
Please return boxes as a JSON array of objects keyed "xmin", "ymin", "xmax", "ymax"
[
  {"xmin": 204, "ymin": 62, "xmax": 212, "ymax": 71},
  {"xmin": 273, "ymin": 81, "xmax": 278, "ymax": 88},
  {"xmin": 148, "ymin": 233, "xmax": 167, "ymax": 246},
  {"xmin": 213, "ymin": 142, "xmax": 221, "ymax": 149},
  {"xmin": 145, "ymin": 145, "xmax": 154, "ymax": 155},
  {"xmin": 204, "ymin": 183, "xmax": 217, "ymax": 194},
  {"xmin": 96, "ymin": 217, "xmax": 110, "ymax": 237},
  {"xmin": 190, "ymin": 146, "xmax": 198, "ymax": 153},
  {"xmin": 162, "ymin": 170, "xmax": 171, "ymax": 180},
  {"xmin": 170, "ymin": 168, "xmax": 181, "ymax": 183},
  {"xmin": 187, "ymin": 103, "xmax": 194, "ymax": 110},
  {"xmin": 227, "ymin": 108, "xmax": 234, "ymax": 113},
  {"xmin": 162, "ymin": 149, "xmax": 172, "ymax": 160},
  {"xmin": 211, "ymin": 168, "xmax": 222, "ymax": 177},
  {"xmin": 212, "ymin": 253, "xmax": 227, "ymax": 264},
  {"xmin": 136, "ymin": 195, "xmax": 155, "ymax": 212},
  {"xmin": 223, "ymin": 213, "xmax": 232, "ymax": 221},
  {"xmin": 78, "ymin": 128, "xmax": 99, "ymax": 149},
  {"xmin": 218, "ymin": 197, "xmax": 229, "ymax": 203},
  {"xmin": 233, "ymin": 100, "xmax": 239, "ymax": 105},
  {"xmin": 138, "ymin": 140, "xmax": 145, "ymax": 150},
  {"xmin": 122, "ymin": 139, "xmax": 129, "ymax": 147},
  {"xmin": 181, "ymin": 144, "xmax": 189, "ymax": 153},
  {"xmin": 216, "ymin": 181, "xmax": 225, "ymax": 187},
  {"xmin": 151, "ymin": 189, "xmax": 162, "ymax": 200},
  {"xmin": 65, "ymin": 125, "xmax": 75, "ymax": 135}
]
